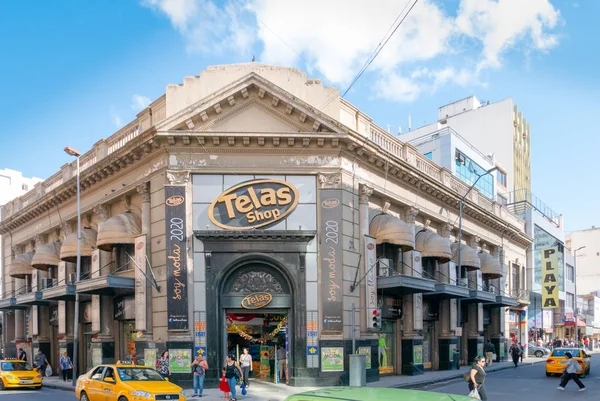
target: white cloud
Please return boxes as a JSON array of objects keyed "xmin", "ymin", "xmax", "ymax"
[
  {"xmin": 142, "ymin": 0, "xmax": 562, "ymax": 102},
  {"xmin": 132, "ymin": 94, "xmax": 152, "ymax": 112},
  {"xmin": 110, "ymin": 107, "xmax": 123, "ymax": 128}
]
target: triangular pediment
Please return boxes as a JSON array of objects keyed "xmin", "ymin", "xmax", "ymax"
[{"xmin": 157, "ymin": 73, "xmax": 348, "ymax": 135}]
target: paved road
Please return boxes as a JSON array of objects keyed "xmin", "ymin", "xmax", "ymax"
[
  {"xmin": 426, "ymin": 360, "xmax": 597, "ymax": 399},
  {"xmin": 0, "ymin": 387, "xmax": 73, "ymax": 400}
]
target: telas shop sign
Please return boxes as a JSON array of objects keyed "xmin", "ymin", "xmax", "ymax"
[
  {"xmin": 241, "ymin": 292, "xmax": 273, "ymax": 309},
  {"xmin": 208, "ymin": 179, "xmax": 299, "ymax": 230}
]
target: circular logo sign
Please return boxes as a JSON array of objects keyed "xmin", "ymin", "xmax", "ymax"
[
  {"xmin": 321, "ymin": 198, "xmax": 340, "ymax": 209},
  {"xmin": 241, "ymin": 292, "xmax": 273, "ymax": 309},
  {"xmin": 166, "ymin": 195, "xmax": 185, "ymax": 207},
  {"xmin": 208, "ymin": 180, "xmax": 299, "ymax": 230},
  {"xmin": 367, "ymin": 243, "xmax": 375, "ymax": 250}
]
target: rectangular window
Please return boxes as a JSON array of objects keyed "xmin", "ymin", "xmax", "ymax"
[
  {"xmin": 22, "ymin": 183, "xmax": 28, "ymax": 191},
  {"xmin": 424, "ymin": 152, "xmax": 432, "ymax": 160},
  {"xmin": 497, "ymin": 170, "xmax": 507, "ymax": 187},
  {"xmin": 567, "ymin": 264, "xmax": 574, "ymax": 282},
  {"xmin": 567, "ymin": 293, "xmax": 575, "ymax": 310},
  {"xmin": 454, "ymin": 149, "xmax": 494, "ymax": 199},
  {"xmin": 511, "ymin": 263, "xmax": 519, "ymax": 293}
]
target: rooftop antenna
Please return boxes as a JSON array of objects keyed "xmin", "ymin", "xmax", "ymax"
[
  {"xmin": 408, "ymin": 115, "xmax": 412, "ymax": 131},
  {"xmin": 387, "ymin": 124, "xmax": 391, "ymax": 133},
  {"xmin": 397, "ymin": 126, "xmax": 402, "ymax": 136}
]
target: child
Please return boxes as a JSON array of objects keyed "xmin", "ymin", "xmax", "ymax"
[{"xmin": 219, "ymin": 367, "xmax": 231, "ymax": 399}]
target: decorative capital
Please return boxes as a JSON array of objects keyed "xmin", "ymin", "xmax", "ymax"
[
  {"xmin": 440, "ymin": 223, "xmax": 453, "ymax": 238},
  {"xmin": 33, "ymin": 234, "xmax": 46, "ymax": 247},
  {"xmin": 166, "ymin": 170, "xmax": 190, "ymax": 186},
  {"xmin": 424, "ymin": 219, "xmax": 431, "ymax": 230},
  {"xmin": 121, "ymin": 195, "xmax": 132, "ymax": 212},
  {"xmin": 61, "ymin": 221, "xmax": 72, "ymax": 236},
  {"xmin": 404, "ymin": 206, "xmax": 419, "ymax": 225},
  {"xmin": 358, "ymin": 184, "xmax": 373, "ymax": 204},
  {"xmin": 11, "ymin": 245, "xmax": 20, "ymax": 257},
  {"xmin": 468, "ymin": 236, "xmax": 480, "ymax": 248},
  {"xmin": 94, "ymin": 204, "xmax": 109, "ymax": 223},
  {"xmin": 136, "ymin": 182, "xmax": 151, "ymax": 203},
  {"xmin": 318, "ymin": 172, "xmax": 341, "ymax": 189}
]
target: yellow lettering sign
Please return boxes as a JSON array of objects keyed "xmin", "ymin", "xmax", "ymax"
[{"xmin": 241, "ymin": 292, "xmax": 273, "ymax": 309}]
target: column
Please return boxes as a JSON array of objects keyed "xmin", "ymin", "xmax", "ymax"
[
  {"xmin": 135, "ymin": 182, "xmax": 154, "ymax": 357},
  {"xmin": 358, "ymin": 183, "xmax": 373, "ymax": 331},
  {"xmin": 400, "ymin": 207, "xmax": 424, "ymax": 376},
  {"xmin": 438, "ymin": 223, "xmax": 458, "ymax": 370},
  {"xmin": 490, "ymin": 246, "xmax": 507, "ymax": 361},
  {"xmin": 14, "ymin": 278, "xmax": 25, "ymax": 342}
]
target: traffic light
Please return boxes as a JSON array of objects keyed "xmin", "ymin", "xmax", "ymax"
[{"xmin": 372, "ymin": 309, "xmax": 382, "ymax": 329}]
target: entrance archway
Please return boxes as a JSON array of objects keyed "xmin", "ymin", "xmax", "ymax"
[{"xmin": 221, "ymin": 258, "xmax": 294, "ymax": 383}]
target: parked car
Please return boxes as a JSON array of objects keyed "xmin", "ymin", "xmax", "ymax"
[
  {"xmin": 75, "ymin": 361, "xmax": 185, "ymax": 401},
  {"xmin": 528, "ymin": 343, "xmax": 551, "ymax": 358},
  {"xmin": 545, "ymin": 348, "xmax": 591, "ymax": 377},
  {"xmin": 284, "ymin": 387, "xmax": 474, "ymax": 401},
  {"xmin": 0, "ymin": 358, "xmax": 43, "ymax": 390}
]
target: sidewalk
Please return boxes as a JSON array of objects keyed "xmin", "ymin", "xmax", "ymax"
[{"xmin": 42, "ymin": 356, "xmax": 548, "ymax": 400}]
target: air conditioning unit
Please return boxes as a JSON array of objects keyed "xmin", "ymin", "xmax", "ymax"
[
  {"xmin": 378, "ymin": 258, "xmax": 392, "ymax": 277},
  {"xmin": 41, "ymin": 278, "xmax": 56, "ymax": 290},
  {"xmin": 68, "ymin": 272, "xmax": 77, "ymax": 285}
]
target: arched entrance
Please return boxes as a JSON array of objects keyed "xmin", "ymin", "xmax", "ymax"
[{"xmin": 221, "ymin": 260, "xmax": 294, "ymax": 383}]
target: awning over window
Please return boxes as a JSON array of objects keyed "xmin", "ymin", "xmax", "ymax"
[
  {"xmin": 451, "ymin": 243, "xmax": 481, "ymax": 271},
  {"xmin": 96, "ymin": 212, "xmax": 141, "ymax": 252},
  {"xmin": 369, "ymin": 213, "xmax": 414, "ymax": 251},
  {"xmin": 31, "ymin": 242, "xmax": 62, "ymax": 270},
  {"xmin": 7, "ymin": 252, "xmax": 34, "ymax": 278},
  {"xmin": 60, "ymin": 228, "xmax": 98, "ymax": 262},
  {"xmin": 415, "ymin": 229, "xmax": 451, "ymax": 263},
  {"xmin": 479, "ymin": 251, "xmax": 504, "ymax": 279}
]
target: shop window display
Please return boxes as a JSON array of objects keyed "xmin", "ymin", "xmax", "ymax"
[{"xmin": 378, "ymin": 320, "xmax": 395, "ymax": 374}]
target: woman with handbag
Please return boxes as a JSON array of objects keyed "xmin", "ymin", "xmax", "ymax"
[
  {"xmin": 225, "ymin": 354, "xmax": 243, "ymax": 401},
  {"xmin": 59, "ymin": 352, "xmax": 73, "ymax": 381},
  {"xmin": 467, "ymin": 356, "xmax": 487, "ymax": 400}
]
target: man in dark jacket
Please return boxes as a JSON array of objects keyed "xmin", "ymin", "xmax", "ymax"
[
  {"xmin": 18, "ymin": 348, "xmax": 27, "ymax": 362},
  {"xmin": 484, "ymin": 340, "xmax": 495, "ymax": 367}
]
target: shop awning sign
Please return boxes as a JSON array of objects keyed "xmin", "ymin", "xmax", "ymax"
[{"xmin": 208, "ymin": 179, "xmax": 299, "ymax": 230}]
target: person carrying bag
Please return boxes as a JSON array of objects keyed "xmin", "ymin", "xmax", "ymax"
[{"xmin": 465, "ymin": 356, "xmax": 487, "ymax": 400}]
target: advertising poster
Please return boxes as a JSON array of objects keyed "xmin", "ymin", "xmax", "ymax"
[
  {"xmin": 319, "ymin": 190, "xmax": 344, "ymax": 335},
  {"xmin": 321, "ymin": 347, "xmax": 344, "ymax": 372},
  {"xmin": 144, "ymin": 349, "xmax": 156, "ymax": 368},
  {"xmin": 169, "ymin": 349, "xmax": 192, "ymax": 373},
  {"xmin": 541, "ymin": 247, "xmax": 559, "ymax": 308},
  {"xmin": 358, "ymin": 346, "xmax": 371, "ymax": 369},
  {"xmin": 260, "ymin": 346, "xmax": 270, "ymax": 378},
  {"xmin": 165, "ymin": 186, "xmax": 189, "ymax": 330},
  {"xmin": 413, "ymin": 344, "xmax": 423, "ymax": 365}
]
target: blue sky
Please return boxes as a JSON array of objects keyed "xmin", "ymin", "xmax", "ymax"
[{"xmin": 0, "ymin": 0, "xmax": 597, "ymax": 233}]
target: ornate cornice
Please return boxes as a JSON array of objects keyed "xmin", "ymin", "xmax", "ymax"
[{"xmin": 166, "ymin": 170, "xmax": 190, "ymax": 186}]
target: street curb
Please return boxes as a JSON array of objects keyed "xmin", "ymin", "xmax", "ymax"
[{"xmin": 392, "ymin": 360, "xmax": 546, "ymax": 389}]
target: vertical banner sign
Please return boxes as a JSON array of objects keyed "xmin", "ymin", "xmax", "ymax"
[
  {"xmin": 364, "ymin": 235, "xmax": 378, "ymax": 323},
  {"xmin": 306, "ymin": 311, "xmax": 319, "ymax": 368},
  {"xmin": 413, "ymin": 293, "xmax": 423, "ymax": 331},
  {"xmin": 58, "ymin": 300, "xmax": 66, "ymax": 334},
  {"xmin": 165, "ymin": 185, "xmax": 189, "ymax": 330},
  {"xmin": 542, "ymin": 247, "xmax": 559, "ymax": 308},
  {"xmin": 91, "ymin": 295, "xmax": 100, "ymax": 332},
  {"xmin": 134, "ymin": 235, "xmax": 147, "ymax": 331},
  {"xmin": 319, "ymin": 189, "xmax": 343, "ymax": 335},
  {"xmin": 32, "ymin": 305, "xmax": 39, "ymax": 336}
]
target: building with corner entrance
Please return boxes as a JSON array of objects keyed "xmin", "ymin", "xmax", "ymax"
[{"xmin": 0, "ymin": 63, "xmax": 531, "ymax": 386}]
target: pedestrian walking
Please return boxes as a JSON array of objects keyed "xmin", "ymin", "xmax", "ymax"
[
  {"xmin": 277, "ymin": 346, "xmax": 288, "ymax": 383},
  {"xmin": 583, "ymin": 337, "xmax": 589, "ymax": 350},
  {"xmin": 467, "ymin": 356, "xmax": 488, "ymax": 401},
  {"xmin": 225, "ymin": 354, "xmax": 243, "ymax": 401},
  {"xmin": 484, "ymin": 340, "xmax": 495, "ymax": 367},
  {"xmin": 18, "ymin": 348, "xmax": 27, "ymax": 362},
  {"xmin": 518, "ymin": 342, "xmax": 524, "ymax": 362},
  {"xmin": 510, "ymin": 343, "xmax": 521, "ymax": 367},
  {"xmin": 219, "ymin": 367, "xmax": 231, "ymax": 400},
  {"xmin": 557, "ymin": 352, "xmax": 586, "ymax": 392},
  {"xmin": 239, "ymin": 347, "xmax": 252, "ymax": 388},
  {"xmin": 156, "ymin": 351, "xmax": 170, "ymax": 379},
  {"xmin": 59, "ymin": 352, "xmax": 73, "ymax": 382},
  {"xmin": 191, "ymin": 350, "xmax": 208, "ymax": 397},
  {"xmin": 34, "ymin": 350, "xmax": 49, "ymax": 376}
]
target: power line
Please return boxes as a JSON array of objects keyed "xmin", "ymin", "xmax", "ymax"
[{"xmin": 341, "ymin": 0, "xmax": 420, "ymax": 98}]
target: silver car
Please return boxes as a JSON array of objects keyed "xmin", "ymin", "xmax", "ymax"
[{"xmin": 528, "ymin": 343, "xmax": 550, "ymax": 357}]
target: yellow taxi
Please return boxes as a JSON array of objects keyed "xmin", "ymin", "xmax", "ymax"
[
  {"xmin": 75, "ymin": 362, "xmax": 186, "ymax": 401},
  {"xmin": 0, "ymin": 358, "xmax": 43, "ymax": 390},
  {"xmin": 545, "ymin": 348, "xmax": 591, "ymax": 377}
]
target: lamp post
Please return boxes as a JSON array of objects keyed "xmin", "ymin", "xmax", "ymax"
[
  {"xmin": 574, "ymin": 246, "xmax": 585, "ymax": 344},
  {"xmin": 64, "ymin": 146, "xmax": 81, "ymax": 386},
  {"xmin": 456, "ymin": 166, "xmax": 498, "ymax": 361}
]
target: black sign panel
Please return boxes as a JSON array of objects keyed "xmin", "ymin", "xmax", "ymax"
[
  {"xmin": 114, "ymin": 295, "xmax": 135, "ymax": 321},
  {"xmin": 49, "ymin": 304, "xmax": 58, "ymax": 326},
  {"xmin": 381, "ymin": 295, "xmax": 402, "ymax": 319},
  {"xmin": 165, "ymin": 185, "xmax": 189, "ymax": 330},
  {"xmin": 320, "ymin": 189, "xmax": 343, "ymax": 335}
]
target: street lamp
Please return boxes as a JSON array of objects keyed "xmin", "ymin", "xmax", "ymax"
[
  {"xmin": 64, "ymin": 146, "xmax": 81, "ymax": 386},
  {"xmin": 574, "ymin": 246, "xmax": 585, "ymax": 344},
  {"xmin": 456, "ymin": 166, "xmax": 498, "ymax": 361}
]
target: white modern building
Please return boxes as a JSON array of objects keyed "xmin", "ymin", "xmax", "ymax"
[{"xmin": 567, "ymin": 227, "xmax": 600, "ymax": 296}]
